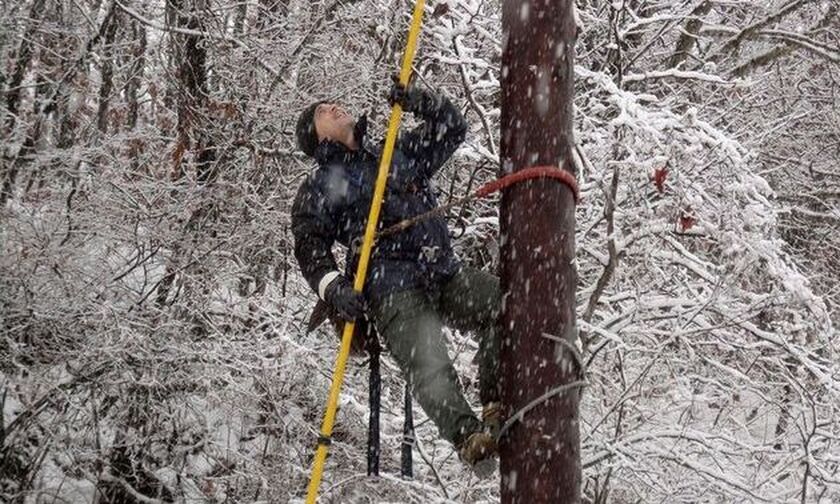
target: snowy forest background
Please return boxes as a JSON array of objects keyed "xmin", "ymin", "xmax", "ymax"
[{"xmin": 1, "ymin": 0, "xmax": 838, "ymax": 502}]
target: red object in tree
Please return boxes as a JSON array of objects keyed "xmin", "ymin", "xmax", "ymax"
[
  {"xmin": 432, "ymin": 2, "xmax": 450, "ymax": 17},
  {"xmin": 653, "ymin": 166, "xmax": 668, "ymax": 193},
  {"xmin": 679, "ymin": 207, "xmax": 697, "ymax": 231}
]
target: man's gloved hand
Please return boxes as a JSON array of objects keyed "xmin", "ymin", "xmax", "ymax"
[
  {"xmin": 388, "ymin": 74, "xmax": 435, "ymax": 114},
  {"xmin": 324, "ymin": 276, "xmax": 366, "ymax": 322}
]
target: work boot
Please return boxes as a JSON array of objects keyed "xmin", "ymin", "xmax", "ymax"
[
  {"xmin": 482, "ymin": 401, "xmax": 502, "ymax": 439},
  {"xmin": 457, "ymin": 431, "xmax": 498, "ymax": 478}
]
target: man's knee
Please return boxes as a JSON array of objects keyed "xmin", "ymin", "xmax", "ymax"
[{"xmin": 445, "ymin": 268, "xmax": 501, "ymax": 329}]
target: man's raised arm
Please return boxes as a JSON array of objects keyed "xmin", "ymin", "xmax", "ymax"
[{"xmin": 392, "ymin": 83, "xmax": 468, "ymax": 177}]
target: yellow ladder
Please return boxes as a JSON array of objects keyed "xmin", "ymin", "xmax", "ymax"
[{"xmin": 304, "ymin": 1, "xmax": 427, "ymax": 502}]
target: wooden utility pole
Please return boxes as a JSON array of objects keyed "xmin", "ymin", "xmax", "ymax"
[{"xmin": 499, "ymin": 1, "xmax": 580, "ymax": 502}]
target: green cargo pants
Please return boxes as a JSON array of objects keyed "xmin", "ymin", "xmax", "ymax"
[{"xmin": 369, "ymin": 267, "xmax": 501, "ymax": 447}]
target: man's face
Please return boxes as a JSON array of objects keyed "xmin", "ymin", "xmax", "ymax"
[{"xmin": 313, "ymin": 102, "xmax": 355, "ymax": 143}]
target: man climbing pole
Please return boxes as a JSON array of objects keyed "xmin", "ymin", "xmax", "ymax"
[{"xmin": 291, "ymin": 79, "xmax": 502, "ymax": 471}]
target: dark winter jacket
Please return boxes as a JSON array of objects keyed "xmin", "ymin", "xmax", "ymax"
[{"xmin": 291, "ymin": 91, "xmax": 467, "ymax": 303}]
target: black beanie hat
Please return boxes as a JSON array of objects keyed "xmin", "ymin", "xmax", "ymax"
[{"xmin": 296, "ymin": 100, "xmax": 327, "ymax": 157}]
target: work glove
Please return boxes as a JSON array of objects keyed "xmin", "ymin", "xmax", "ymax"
[
  {"xmin": 323, "ymin": 276, "xmax": 366, "ymax": 322},
  {"xmin": 388, "ymin": 74, "xmax": 437, "ymax": 115}
]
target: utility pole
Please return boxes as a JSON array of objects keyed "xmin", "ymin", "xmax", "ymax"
[{"xmin": 499, "ymin": 1, "xmax": 580, "ymax": 502}]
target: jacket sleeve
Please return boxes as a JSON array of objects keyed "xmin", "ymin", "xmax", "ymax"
[
  {"xmin": 291, "ymin": 175, "xmax": 340, "ymax": 297},
  {"xmin": 397, "ymin": 90, "xmax": 467, "ymax": 178}
]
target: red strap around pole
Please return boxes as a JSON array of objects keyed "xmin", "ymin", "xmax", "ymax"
[{"xmin": 474, "ymin": 165, "xmax": 580, "ymax": 204}]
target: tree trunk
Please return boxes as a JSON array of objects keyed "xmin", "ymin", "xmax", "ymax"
[
  {"xmin": 1, "ymin": 0, "xmax": 48, "ymax": 207},
  {"xmin": 97, "ymin": 8, "xmax": 120, "ymax": 134},
  {"xmin": 124, "ymin": 19, "xmax": 147, "ymax": 177},
  {"xmin": 668, "ymin": 1, "xmax": 712, "ymax": 69},
  {"xmin": 156, "ymin": 0, "xmax": 216, "ymax": 308},
  {"xmin": 499, "ymin": 1, "xmax": 581, "ymax": 502},
  {"xmin": 3, "ymin": 0, "xmax": 46, "ymax": 133},
  {"xmin": 125, "ymin": 20, "xmax": 147, "ymax": 132}
]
